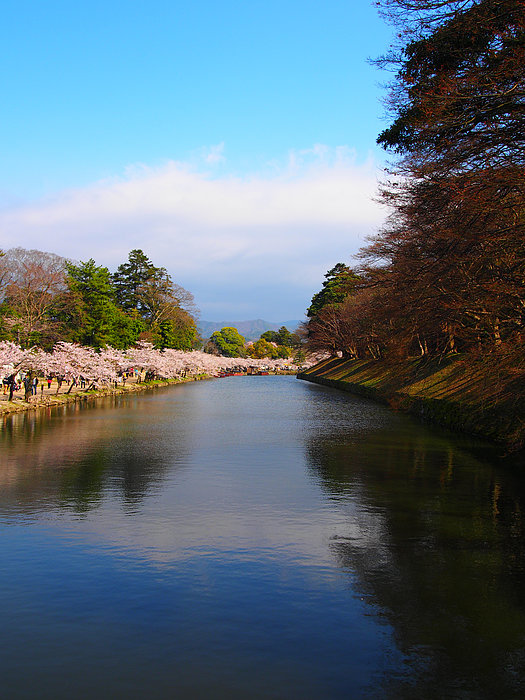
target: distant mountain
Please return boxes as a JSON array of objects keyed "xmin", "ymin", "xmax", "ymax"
[{"xmin": 198, "ymin": 319, "xmax": 303, "ymax": 342}]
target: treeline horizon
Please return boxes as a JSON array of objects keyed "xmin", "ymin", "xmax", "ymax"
[
  {"xmin": 205, "ymin": 325, "xmax": 303, "ymax": 360},
  {"xmin": 306, "ymin": 0, "xmax": 524, "ymax": 367},
  {"xmin": 0, "ymin": 247, "xmax": 199, "ymax": 351},
  {"xmin": 0, "ymin": 246, "xmax": 305, "ymax": 361}
]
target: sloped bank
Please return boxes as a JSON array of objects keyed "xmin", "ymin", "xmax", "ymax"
[{"xmin": 298, "ymin": 356, "xmax": 525, "ymax": 455}]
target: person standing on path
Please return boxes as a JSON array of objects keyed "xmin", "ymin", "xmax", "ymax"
[
  {"xmin": 7, "ymin": 374, "xmax": 16, "ymax": 401},
  {"xmin": 24, "ymin": 375, "xmax": 32, "ymax": 401}
]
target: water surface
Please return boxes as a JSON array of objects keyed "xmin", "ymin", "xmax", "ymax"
[{"xmin": 1, "ymin": 376, "xmax": 524, "ymax": 698}]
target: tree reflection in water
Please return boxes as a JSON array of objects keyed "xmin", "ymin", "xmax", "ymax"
[
  {"xmin": 0, "ymin": 392, "xmax": 189, "ymax": 515},
  {"xmin": 305, "ymin": 422, "xmax": 525, "ymax": 698}
]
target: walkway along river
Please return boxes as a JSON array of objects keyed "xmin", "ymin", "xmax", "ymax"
[{"xmin": 1, "ymin": 375, "xmax": 525, "ymax": 698}]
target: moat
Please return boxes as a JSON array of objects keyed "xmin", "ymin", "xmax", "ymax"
[{"xmin": 1, "ymin": 375, "xmax": 524, "ymax": 698}]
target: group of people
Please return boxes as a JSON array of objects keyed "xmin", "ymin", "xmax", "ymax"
[
  {"xmin": 2, "ymin": 373, "xmax": 61, "ymax": 400},
  {"xmin": 1, "ymin": 369, "xmax": 137, "ymax": 401},
  {"xmin": 3, "ymin": 373, "xmax": 43, "ymax": 399}
]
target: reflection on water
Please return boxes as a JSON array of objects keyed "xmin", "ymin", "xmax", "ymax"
[
  {"xmin": 305, "ymin": 408, "xmax": 525, "ymax": 698},
  {"xmin": 0, "ymin": 394, "xmax": 191, "ymax": 516},
  {"xmin": 1, "ymin": 376, "xmax": 524, "ymax": 698}
]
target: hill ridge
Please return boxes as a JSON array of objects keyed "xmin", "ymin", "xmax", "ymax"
[{"xmin": 198, "ymin": 318, "xmax": 302, "ymax": 341}]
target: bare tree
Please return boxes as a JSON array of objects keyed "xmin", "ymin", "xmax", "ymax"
[{"xmin": 2, "ymin": 248, "xmax": 67, "ymax": 346}]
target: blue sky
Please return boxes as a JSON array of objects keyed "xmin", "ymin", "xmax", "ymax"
[{"xmin": 1, "ymin": 1, "xmax": 395, "ymax": 321}]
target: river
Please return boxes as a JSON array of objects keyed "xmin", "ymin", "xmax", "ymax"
[{"xmin": 1, "ymin": 375, "xmax": 524, "ymax": 698}]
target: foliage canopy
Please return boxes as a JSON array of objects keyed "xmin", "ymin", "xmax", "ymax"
[
  {"xmin": 305, "ymin": 0, "xmax": 525, "ymax": 363},
  {"xmin": 0, "ymin": 247, "xmax": 198, "ymax": 351}
]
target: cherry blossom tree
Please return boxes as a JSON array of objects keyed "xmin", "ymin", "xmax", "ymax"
[{"xmin": 1, "ymin": 340, "xmax": 304, "ymax": 404}]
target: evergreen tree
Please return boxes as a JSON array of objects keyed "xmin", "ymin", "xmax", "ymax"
[
  {"xmin": 307, "ymin": 264, "xmax": 359, "ymax": 318},
  {"xmin": 112, "ymin": 249, "xmax": 161, "ymax": 312},
  {"xmin": 65, "ymin": 259, "xmax": 142, "ymax": 348}
]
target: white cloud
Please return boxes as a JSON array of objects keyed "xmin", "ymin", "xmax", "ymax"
[
  {"xmin": 203, "ymin": 141, "xmax": 226, "ymax": 164},
  {"xmin": 0, "ymin": 146, "xmax": 387, "ymax": 319}
]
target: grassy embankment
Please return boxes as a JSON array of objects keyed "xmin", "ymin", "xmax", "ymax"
[{"xmin": 298, "ymin": 353, "xmax": 525, "ymax": 453}]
